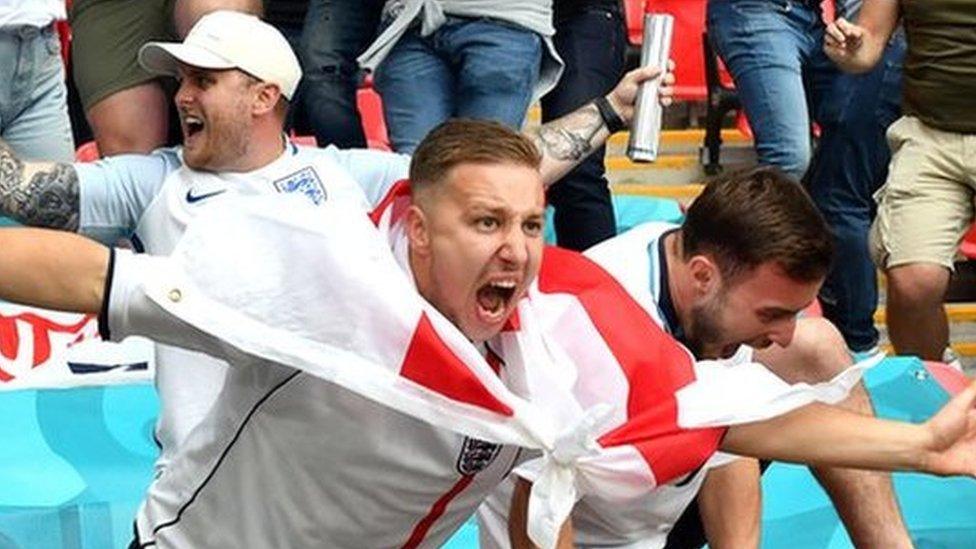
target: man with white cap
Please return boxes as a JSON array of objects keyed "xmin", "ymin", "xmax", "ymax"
[
  {"xmin": 0, "ymin": 10, "xmax": 670, "ymax": 476},
  {"xmin": 2, "ymin": 10, "xmax": 387, "ymax": 476}
]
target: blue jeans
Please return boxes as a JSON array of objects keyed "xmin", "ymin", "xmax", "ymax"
[
  {"xmin": 375, "ymin": 16, "xmax": 542, "ymax": 154},
  {"xmin": 806, "ymin": 34, "xmax": 906, "ymax": 352},
  {"xmin": 0, "ymin": 24, "xmax": 74, "ymax": 162},
  {"xmin": 544, "ymin": 6, "xmax": 627, "ymax": 251},
  {"xmin": 296, "ymin": 0, "xmax": 383, "ymax": 148},
  {"xmin": 707, "ymin": 0, "xmax": 836, "ymax": 180}
]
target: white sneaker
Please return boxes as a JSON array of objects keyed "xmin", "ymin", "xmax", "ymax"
[{"xmin": 942, "ymin": 347, "xmax": 964, "ymax": 372}]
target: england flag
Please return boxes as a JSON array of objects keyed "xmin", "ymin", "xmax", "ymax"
[{"xmin": 136, "ymin": 186, "xmax": 866, "ymax": 548}]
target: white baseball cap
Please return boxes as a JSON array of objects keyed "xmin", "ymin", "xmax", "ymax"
[{"xmin": 138, "ymin": 10, "xmax": 302, "ymax": 100}]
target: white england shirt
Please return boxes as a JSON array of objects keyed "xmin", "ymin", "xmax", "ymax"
[
  {"xmin": 104, "ymin": 251, "xmax": 521, "ymax": 548},
  {"xmin": 99, "ymin": 184, "xmax": 522, "ymax": 548},
  {"xmin": 76, "ymin": 142, "xmax": 409, "ymax": 472},
  {"xmin": 477, "ymin": 222, "xmax": 745, "ymax": 549}
]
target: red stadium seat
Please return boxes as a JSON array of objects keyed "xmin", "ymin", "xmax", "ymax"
[
  {"xmin": 631, "ymin": 0, "xmax": 740, "ymax": 172},
  {"xmin": 75, "ymin": 140, "xmax": 99, "ymax": 162},
  {"xmin": 821, "ymin": 0, "xmax": 835, "ymax": 23},
  {"xmin": 624, "ymin": 0, "xmax": 645, "ymax": 48},
  {"xmin": 923, "ymin": 361, "xmax": 972, "ymax": 395},
  {"xmin": 356, "ymin": 85, "xmax": 391, "ymax": 151},
  {"xmin": 734, "ymin": 111, "xmax": 753, "ymax": 139},
  {"xmin": 643, "ymin": 0, "xmax": 708, "ymax": 102},
  {"xmin": 625, "ymin": 0, "xmax": 710, "ymax": 101},
  {"xmin": 289, "ymin": 133, "xmax": 317, "ymax": 147},
  {"xmin": 58, "ymin": 0, "xmax": 73, "ymax": 66},
  {"xmin": 55, "ymin": 20, "xmax": 71, "ymax": 67},
  {"xmin": 960, "ymin": 224, "xmax": 976, "ymax": 260}
]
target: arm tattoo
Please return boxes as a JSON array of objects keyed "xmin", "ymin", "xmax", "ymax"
[
  {"xmin": 530, "ymin": 103, "xmax": 603, "ymax": 162},
  {"xmin": 0, "ymin": 140, "xmax": 80, "ymax": 230}
]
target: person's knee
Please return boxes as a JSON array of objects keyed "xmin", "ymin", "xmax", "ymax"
[
  {"xmin": 758, "ymin": 145, "xmax": 810, "ymax": 182},
  {"xmin": 756, "ymin": 317, "xmax": 851, "ymax": 384},
  {"xmin": 886, "ymin": 264, "xmax": 950, "ymax": 309},
  {"xmin": 87, "ymin": 83, "xmax": 169, "ymax": 155},
  {"xmin": 173, "ymin": 0, "xmax": 264, "ymax": 37},
  {"xmin": 790, "ymin": 317, "xmax": 851, "ymax": 378}
]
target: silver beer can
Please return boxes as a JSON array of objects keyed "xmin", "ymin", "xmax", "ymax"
[{"xmin": 627, "ymin": 13, "xmax": 674, "ymax": 163}]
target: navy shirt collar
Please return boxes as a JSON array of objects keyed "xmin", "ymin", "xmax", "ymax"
[{"xmin": 656, "ymin": 228, "xmax": 687, "ymax": 346}]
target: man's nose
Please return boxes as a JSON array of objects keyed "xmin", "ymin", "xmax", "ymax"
[
  {"xmin": 498, "ymin": 226, "xmax": 529, "ymax": 267},
  {"xmin": 175, "ymin": 82, "xmax": 194, "ymax": 107}
]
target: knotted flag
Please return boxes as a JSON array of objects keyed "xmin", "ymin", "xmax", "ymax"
[{"xmin": 135, "ymin": 186, "xmax": 866, "ymax": 548}]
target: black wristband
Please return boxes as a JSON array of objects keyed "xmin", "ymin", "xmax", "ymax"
[{"xmin": 594, "ymin": 96, "xmax": 626, "ymax": 134}]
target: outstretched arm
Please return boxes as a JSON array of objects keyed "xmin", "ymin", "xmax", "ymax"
[
  {"xmin": 533, "ymin": 63, "xmax": 675, "ymax": 186},
  {"xmin": 0, "ymin": 139, "xmax": 81, "ymax": 230},
  {"xmin": 0, "ymin": 227, "xmax": 108, "ymax": 312},
  {"xmin": 722, "ymin": 381, "xmax": 976, "ymax": 476},
  {"xmin": 0, "ymin": 226, "xmax": 248, "ymax": 364}
]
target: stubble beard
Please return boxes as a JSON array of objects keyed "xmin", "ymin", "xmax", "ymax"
[{"xmin": 686, "ymin": 293, "xmax": 727, "ymax": 359}]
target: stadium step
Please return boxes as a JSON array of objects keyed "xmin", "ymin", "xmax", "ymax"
[
  {"xmin": 612, "ymin": 182, "xmax": 703, "ymax": 201},
  {"xmin": 874, "ymin": 303, "xmax": 976, "ymax": 325},
  {"xmin": 600, "ymin": 128, "xmax": 755, "ymax": 186},
  {"xmin": 606, "ymin": 128, "xmax": 751, "ymax": 156}
]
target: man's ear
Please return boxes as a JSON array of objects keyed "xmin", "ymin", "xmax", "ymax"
[
  {"xmin": 253, "ymin": 83, "xmax": 282, "ymax": 116},
  {"xmin": 687, "ymin": 254, "xmax": 721, "ymax": 297},
  {"xmin": 405, "ymin": 205, "xmax": 431, "ymax": 255}
]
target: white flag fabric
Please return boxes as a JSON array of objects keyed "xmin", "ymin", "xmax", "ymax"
[{"xmin": 131, "ymin": 184, "xmax": 866, "ymax": 548}]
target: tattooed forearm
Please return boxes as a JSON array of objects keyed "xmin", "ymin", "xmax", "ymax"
[
  {"xmin": 0, "ymin": 140, "xmax": 80, "ymax": 230},
  {"xmin": 530, "ymin": 102, "xmax": 610, "ymax": 187},
  {"xmin": 530, "ymin": 102, "xmax": 604, "ymax": 163},
  {"xmin": 535, "ymin": 125, "xmax": 593, "ymax": 162}
]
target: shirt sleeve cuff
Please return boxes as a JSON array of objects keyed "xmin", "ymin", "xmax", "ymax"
[
  {"xmin": 97, "ymin": 247, "xmax": 117, "ymax": 340},
  {"xmin": 98, "ymin": 248, "xmax": 156, "ymax": 343}
]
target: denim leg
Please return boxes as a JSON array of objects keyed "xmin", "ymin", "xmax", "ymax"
[
  {"xmin": 0, "ymin": 26, "xmax": 74, "ymax": 162},
  {"xmin": 543, "ymin": 8, "xmax": 626, "ymax": 251},
  {"xmin": 449, "ymin": 18, "xmax": 542, "ymax": 128},
  {"xmin": 374, "ymin": 28, "xmax": 455, "ymax": 154},
  {"xmin": 707, "ymin": 0, "xmax": 819, "ymax": 180},
  {"xmin": 297, "ymin": 0, "xmax": 383, "ymax": 148},
  {"xmin": 805, "ymin": 34, "xmax": 906, "ymax": 351}
]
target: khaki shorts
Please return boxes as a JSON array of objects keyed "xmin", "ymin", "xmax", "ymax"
[
  {"xmin": 870, "ymin": 115, "xmax": 976, "ymax": 270},
  {"xmin": 69, "ymin": 0, "xmax": 177, "ymax": 110}
]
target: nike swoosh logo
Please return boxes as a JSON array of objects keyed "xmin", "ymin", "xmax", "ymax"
[{"xmin": 185, "ymin": 189, "xmax": 227, "ymax": 203}]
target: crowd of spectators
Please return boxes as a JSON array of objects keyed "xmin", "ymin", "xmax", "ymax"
[{"xmin": 3, "ymin": 1, "xmax": 972, "ymax": 389}]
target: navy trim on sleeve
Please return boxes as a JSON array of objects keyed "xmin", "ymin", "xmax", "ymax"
[
  {"xmin": 130, "ymin": 233, "xmax": 146, "ymax": 253},
  {"xmin": 98, "ymin": 247, "xmax": 117, "ymax": 340}
]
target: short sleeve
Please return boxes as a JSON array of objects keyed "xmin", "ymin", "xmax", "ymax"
[
  {"xmin": 320, "ymin": 146, "xmax": 410, "ymax": 207},
  {"xmin": 77, "ymin": 148, "xmax": 180, "ymax": 244}
]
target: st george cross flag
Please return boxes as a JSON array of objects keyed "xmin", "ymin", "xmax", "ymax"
[{"xmin": 135, "ymin": 189, "xmax": 867, "ymax": 548}]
